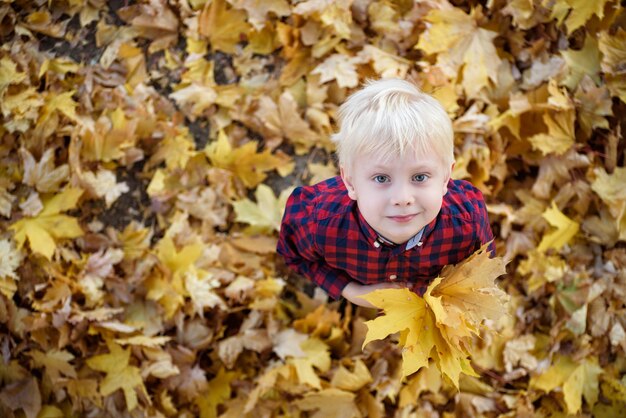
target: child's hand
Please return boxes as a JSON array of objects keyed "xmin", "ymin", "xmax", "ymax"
[{"xmin": 341, "ymin": 282, "xmax": 405, "ymax": 308}]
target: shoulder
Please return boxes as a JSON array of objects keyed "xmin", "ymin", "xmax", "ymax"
[
  {"xmin": 440, "ymin": 179, "xmax": 488, "ymax": 218},
  {"xmin": 284, "ymin": 176, "xmax": 353, "ymax": 223}
]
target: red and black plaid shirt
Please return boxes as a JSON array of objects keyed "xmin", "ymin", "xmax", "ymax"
[{"xmin": 277, "ymin": 176, "xmax": 495, "ymax": 300}]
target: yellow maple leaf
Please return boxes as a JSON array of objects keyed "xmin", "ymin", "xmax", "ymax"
[
  {"xmin": 155, "ymin": 235, "xmax": 202, "ymax": 280},
  {"xmin": 416, "ymin": 7, "xmax": 501, "ymax": 98},
  {"xmin": 86, "ymin": 341, "xmax": 149, "ymax": 411},
  {"xmin": 150, "ymin": 130, "xmax": 197, "ymax": 170},
  {"xmin": 428, "ymin": 246, "xmax": 509, "ymax": 332},
  {"xmin": 362, "ymin": 246, "xmax": 507, "ymax": 386},
  {"xmin": 206, "ymin": 130, "xmax": 287, "ymax": 188},
  {"xmin": 246, "ymin": 26, "xmax": 279, "ymax": 54},
  {"xmin": 38, "ymin": 90, "xmax": 79, "ymax": 123},
  {"xmin": 289, "ymin": 337, "xmax": 331, "ymax": 389},
  {"xmin": 9, "ymin": 187, "xmax": 84, "ymax": 259},
  {"xmin": 196, "ymin": 367, "xmax": 238, "ymax": 418},
  {"xmin": 80, "ymin": 108, "xmax": 138, "ymax": 162},
  {"xmin": 561, "ymin": 35, "xmax": 601, "ymax": 90},
  {"xmin": 116, "ymin": 221, "xmax": 152, "ymax": 260},
  {"xmin": 398, "ymin": 364, "xmax": 442, "ymax": 407},
  {"xmin": 562, "ymin": 0, "xmax": 610, "ymax": 34},
  {"xmin": 527, "ymin": 110, "xmax": 575, "ymax": 156},
  {"xmin": 537, "ymin": 202, "xmax": 580, "ymax": 252},
  {"xmin": 243, "ymin": 364, "xmax": 292, "ymax": 413},
  {"xmin": 591, "ymin": 167, "xmax": 626, "ymax": 241},
  {"xmin": 330, "ymin": 358, "xmax": 372, "ymax": 391},
  {"xmin": 293, "ymin": 0, "xmax": 353, "ymax": 39},
  {"xmin": 530, "ymin": 355, "xmax": 603, "ymax": 414},
  {"xmin": 232, "ymin": 184, "xmax": 293, "ymax": 234},
  {"xmin": 148, "ymin": 236, "xmax": 203, "ymax": 318},
  {"xmin": 0, "ymin": 56, "xmax": 27, "ymax": 95},
  {"xmin": 294, "ymin": 388, "xmax": 360, "ymax": 418},
  {"xmin": 29, "ymin": 349, "xmax": 77, "ymax": 382},
  {"xmin": 307, "ymin": 161, "xmax": 338, "ymax": 185},
  {"xmin": 198, "ymin": 0, "xmax": 251, "ymax": 53},
  {"xmin": 38, "ymin": 57, "xmax": 80, "ymax": 79},
  {"xmin": 1, "ymin": 86, "xmax": 43, "ymax": 133}
]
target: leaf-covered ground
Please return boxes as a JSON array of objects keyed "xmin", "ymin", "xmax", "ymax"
[{"xmin": 1, "ymin": 0, "xmax": 626, "ymax": 417}]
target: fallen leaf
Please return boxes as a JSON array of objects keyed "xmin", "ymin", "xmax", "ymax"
[
  {"xmin": 294, "ymin": 388, "xmax": 360, "ymax": 418},
  {"xmin": 0, "ymin": 238, "xmax": 22, "ymax": 298},
  {"xmin": 9, "ymin": 187, "xmax": 84, "ymax": 259},
  {"xmin": 530, "ymin": 355, "xmax": 603, "ymax": 414},
  {"xmin": 232, "ymin": 184, "xmax": 293, "ymax": 234},
  {"xmin": 20, "ymin": 148, "xmax": 69, "ymax": 193},
  {"xmin": 85, "ymin": 341, "xmax": 149, "ymax": 411},
  {"xmin": 417, "ymin": 7, "xmax": 502, "ymax": 97},
  {"xmin": 198, "ymin": 0, "xmax": 251, "ymax": 53},
  {"xmin": 537, "ymin": 202, "xmax": 580, "ymax": 252}
]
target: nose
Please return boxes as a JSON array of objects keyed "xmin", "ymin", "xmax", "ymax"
[{"xmin": 391, "ymin": 182, "xmax": 415, "ymax": 206}]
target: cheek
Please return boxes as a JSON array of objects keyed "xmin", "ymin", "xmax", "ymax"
[{"xmin": 422, "ymin": 189, "xmax": 445, "ymax": 208}]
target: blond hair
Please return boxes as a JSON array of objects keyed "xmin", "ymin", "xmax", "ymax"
[{"xmin": 331, "ymin": 78, "xmax": 454, "ymax": 171}]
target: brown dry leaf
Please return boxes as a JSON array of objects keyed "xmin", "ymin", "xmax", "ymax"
[
  {"xmin": 0, "ymin": 377, "xmax": 41, "ymax": 418},
  {"xmin": 20, "ymin": 148, "xmax": 69, "ymax": 193},
  {"xmin": 294, "ymin": 388, "xmax": 361, "ymax": 418},
  {"xmin": 117, "ymin": 1, "xmax": 179, "ymax": 53},
  {"xmin": 198, "ymin": 0, "xmax": 251, "ymax": 53},
  {"xmin": 591, "ymin": 167, "xmax": 626, "ymax": 241},
  {"xmin": 311, "ymin": 53, "xmax": 360, "ymax": 88},
  {"xmin": 231, "ymin": 0, "xmax": 291, "ymax": 30},
  {"xmin": 0, "ymin": 238, "xmax": 22, "ymax": 298}
]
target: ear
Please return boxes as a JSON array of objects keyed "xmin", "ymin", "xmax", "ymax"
[
  {"xmin": 443, "ymin": 161, "xmax": 455, "ymax": 194},
  {"xmin": 340, "ymin": 166, "xmax": 357, "ymax": 200}
]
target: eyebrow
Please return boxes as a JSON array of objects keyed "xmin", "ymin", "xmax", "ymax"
[{"xmin": 371, "ymin": 163, "xmax": 437, "ymax": 171}]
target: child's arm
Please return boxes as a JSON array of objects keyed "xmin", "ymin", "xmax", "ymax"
[
  {"xmin": 277, "ymin": 187, "xmax": 353, "ymax": 300},
  {"xmin": 341, "ymin": 282, "xmax": 404, "ymax": 308}
]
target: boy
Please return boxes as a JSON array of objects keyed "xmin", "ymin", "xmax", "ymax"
[{"xmin": 277, "ymin": 79, "xmax": 494, "ymax": 308}]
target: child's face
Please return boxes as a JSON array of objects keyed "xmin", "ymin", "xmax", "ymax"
[{"xmin": 341, "ymin": 150, "xmax": 453, "ymax": 244}]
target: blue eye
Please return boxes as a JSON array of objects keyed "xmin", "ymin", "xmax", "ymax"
[
  {"xmin": 413, "ymin": 174, "xmax": 428, "ymax": 182},
  {"xmin": 373, "ymin": 175, "xmax": 389, "ymax": 183}
]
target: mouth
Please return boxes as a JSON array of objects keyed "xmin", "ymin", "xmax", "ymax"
[{"xmin": 387, "ymin": 214, "xmax": 417, "ymax": 223}]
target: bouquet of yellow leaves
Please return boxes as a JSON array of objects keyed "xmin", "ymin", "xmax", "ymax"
[{"xmin": 361, "ymin": 245, "xmax": 509, "ymax": 388}]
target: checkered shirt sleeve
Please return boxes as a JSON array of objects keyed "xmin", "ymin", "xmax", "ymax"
[{"xmin": 277, "ymin": 186, "xmax": 352, "ymax": 299}]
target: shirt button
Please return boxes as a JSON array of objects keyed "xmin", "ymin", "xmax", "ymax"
[
  {"xmin": 373, "ymin": 241, "xmax": 380, "ymax": 248},
  {"xmin": 389, "ymin": 274, "xmax": 397, "ymax": 280}
]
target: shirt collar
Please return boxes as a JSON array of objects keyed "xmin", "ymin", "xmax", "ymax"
[{"xmin": 355, "ymin": 206, "xmax": 438, "ymax": 250}]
